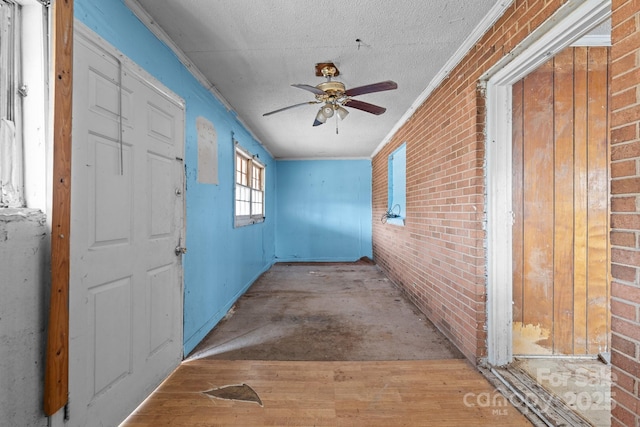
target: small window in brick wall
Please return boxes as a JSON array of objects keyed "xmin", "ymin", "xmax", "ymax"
[{"xmin": 385, "ymin": 143, "xmax": 406, "ymax": 225}]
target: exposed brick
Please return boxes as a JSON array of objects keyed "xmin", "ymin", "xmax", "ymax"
[
  {"xmin": 612, "ymin": 86, "xmax": 638, "ymax": 111},
  {"xmin": 611, "ymin": 123, "xmax": 638, "ymax": 144},
  {"xmin": 613, "ymin": 141, "xmax": 640, "ymax": 161},
  {"xmin": 611, "ymin": 159, "xmax": 637, "ymax": 178},
  {"xmin": 612, "ymin": 15, "xmax": 638, "ymax": 42},
  {"xmin": 612, "ymin": 397, "xmax": 637, "ymax": 427},
  {"xmin": 612, "ymin": 264, "xmax": 638, "ymax": 282},
  {"xmin": 613, "ymin": 281, "xmax": 640, "ymax": 305},
  {"xmin": 610, "ymin": 3, "xmax": 640, "ymax": 417},
  {"xmin": 612, "ymin": 367, "xmax": 637, "ymax": 394},
  {"xmin": 611, "ymin": 230, "xmax": 637, "ymax": 247},
  {"xmin": 611, "ymin": 23, "xmax": 640, "ymax": 61},
  {"xmin": 611, "ymin": 104, "xmax": 640, "ymax": 129},
  {"xmin": 613, "ymin": 331, "xmax": 638, "ymax": 356},
  {"xmin": 612, "ymin": 247, "xmax": 640, "ymax": 267},
  {"xmin": 612, "ymin": 213, "xmax": 640, "ymax": 230},
  {"xmin": 612, "ymin": 177, "xmax": 640, "ymax": 194},
  {"xmin": 612, "ymin": 196, "xmax": 638, "ymax": 212},
  {"xmin": 611, "ymin": 50, "xmax": 640, "ymax": 83},
  {"xmin": 612, "ymin": 349, "xmax": 640, "ymax": 378}
]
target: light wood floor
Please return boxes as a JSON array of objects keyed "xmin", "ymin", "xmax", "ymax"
[{"xmin": 121, "ymin": 359, "xmax": 533, "ymax": 426}]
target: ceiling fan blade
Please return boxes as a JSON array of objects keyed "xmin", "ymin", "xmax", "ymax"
[
  {"xmin": 263, "ymin": 101, "xmax": 318, "ymax": 116},
  {"xmin": 291, "ymin": 84, "xmax": 326, "ymax": 95},
  {"xmin": 343, "ymin": 99, "xmax": 387, "ymax": 115},
  {"xmin": 344, "ymin": 80, "xmax": 398, "ymax": 97}
]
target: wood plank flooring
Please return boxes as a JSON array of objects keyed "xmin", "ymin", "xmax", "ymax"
[{"xmin": 122, "ymin": 359, "xmax": 533, "ymax": 426}]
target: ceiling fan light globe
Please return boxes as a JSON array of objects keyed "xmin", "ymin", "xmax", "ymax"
[
  {"xmin": 321, "ymin": 105, "xmax": 334, "ymax": 118},
  {"xmin": 315, "ymin": 108, "xmax": 328, "ymax": 124},
  {"xmin": 336, "ymin": 106, "xmax": 349, "ymax": 120}
]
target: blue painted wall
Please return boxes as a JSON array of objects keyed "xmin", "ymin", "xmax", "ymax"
[
  {"xmin": 275, "ymin": 160, "xmax": 372, "ymax": 262},
  {"xmin": 76, "ymin": 0, "xmax": 276, "ymax": 354},
  {"xmin": 75, "ymin": 0, "xmax": 374, "ymax": 355}
]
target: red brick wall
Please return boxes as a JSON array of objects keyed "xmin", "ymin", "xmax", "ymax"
[
  {"xmin": 371, "ymin": 0, "xmax": 640, "ymax": 421},
  {"xmin": 610, "ymin": 0, "xmax": 640, "ymax": 425},
  {"xmin": 372, "ymin": 0, "xmax": 569, "ymax": 363}
]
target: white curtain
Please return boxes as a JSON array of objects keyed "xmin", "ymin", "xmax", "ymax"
[{"xmin": 0, "ymin": 117, "xmax": 23, "ymax": 207}]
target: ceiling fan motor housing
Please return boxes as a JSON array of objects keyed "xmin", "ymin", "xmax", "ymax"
[{"xmin": 315, "ymin": 81, "xmax": 346, "ymax": 100}]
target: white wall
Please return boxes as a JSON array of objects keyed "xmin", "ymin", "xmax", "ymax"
[{"xmin": 0, "ymin": 209, "xmax": 49, "ymax": 426}]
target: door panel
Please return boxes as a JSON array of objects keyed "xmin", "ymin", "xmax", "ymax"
[
  {"xmin": 512, "ymin": 46, "xmax": 609, "ymax": 355},
  {"xmin": 69, "ymin": 32, "xmax": 185, "ymax": 427}
]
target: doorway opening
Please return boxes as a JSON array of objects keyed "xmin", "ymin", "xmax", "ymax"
[{"xmin": 484, "ymin": 0, "xmax": 612, "ymax": 425}]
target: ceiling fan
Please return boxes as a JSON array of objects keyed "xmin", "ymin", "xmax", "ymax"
[{"xmin": 263, "ymin": 62, "xmax": 397, "ymax": 129}]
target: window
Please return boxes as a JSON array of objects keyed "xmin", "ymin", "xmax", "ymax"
[
  {"xmin": 0, "ymin": 0, "xmax": 23, "ymax": 207},
  {"xmin": 0, "ymin": 0, "xmax": 48, "ymax": 210},
  {"xmin": 385, "ymin": 143, "xmax": 406, "ymax": 225},
  {"xmin": 235, "ymin": 145, "xmax": 265, "ymax": 227}
]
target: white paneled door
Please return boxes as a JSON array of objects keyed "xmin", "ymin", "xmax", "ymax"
[{"xmin": 68, "ymin": 30, "xmax": 185, "ymax": 427}]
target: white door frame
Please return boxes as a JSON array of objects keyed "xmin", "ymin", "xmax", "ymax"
[{"xmin": 484, "ymin": 0, "xmax": 611, "ymax": 366}]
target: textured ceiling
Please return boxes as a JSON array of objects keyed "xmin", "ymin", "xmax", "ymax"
[{"xmin": 133, "ymin": 0, "xmax": 503, "ymax": 159}]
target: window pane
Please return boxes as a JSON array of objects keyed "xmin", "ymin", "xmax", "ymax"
[
  {"xmin": 243, "ymin": 164, "xmax": 248, "ymax": 186},
  {"xmin": 0, "ymin": 0, "xmax": 16, "ymax": 121},
  {"xmin": 236, "ymin": 200, "xmax": 249, "ymax": 216},
  {"xmin": 251, "ymin": 189, "xmax": 263, "ymax": 216},
  {"xmin": 236, "ymin": 153, "xmax": 249, "ymax": 186},
  {"xmin": 236, "ymin": 185, "xmax": 250, "ymax": 201},
  {"xmin": 388, "ymin": 143, "xmax": 406, "ymax": 218},
  {"xmin": 235, "ymin": 184, "xmax": 251, "ymax": 216},
  {"xmin": 0, "ymin": 0, "xmax": 23, "ymax": 208},
  {"xmin": 251, "ymin": 164, "xmax": 262, "ymax": 190}
]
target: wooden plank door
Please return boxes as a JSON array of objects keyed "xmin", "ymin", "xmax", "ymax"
[
  {"xmin": 512, "ymin": 46, "xmax": 609, "ymax": 355},
  {"xmin": 67, "ymin": 31, "xmax": 185, "ymax": 426}
]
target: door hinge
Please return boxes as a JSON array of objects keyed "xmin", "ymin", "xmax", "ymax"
[
  {"xmin": 63, "ymin": 402, "xmax": 70, "ymax": 421},
  {"xmin": 37, "ymin": 0, "xmax": 50, "ymax": 7}
]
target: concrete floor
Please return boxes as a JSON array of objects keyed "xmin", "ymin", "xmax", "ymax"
[{"xmin": 188, "ymin": 261, "xmax": 464, "ymax": 361}]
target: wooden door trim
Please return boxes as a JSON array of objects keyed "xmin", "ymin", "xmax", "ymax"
[
  {"xmin": 484, "ymin": 0, "xmax": 611, "ymax": 366},
  {"xmin": 45, "ymin": 0, "xmax": 74, "ymax": 416}
]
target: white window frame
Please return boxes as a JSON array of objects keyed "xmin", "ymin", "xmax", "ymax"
[
  {"xmin": 234, "ymin": 144, "xmax": 265, "ymax": 227},
  {"xmin": 0, "ymin": 0, "xmax": 48, "ymax": 210}
]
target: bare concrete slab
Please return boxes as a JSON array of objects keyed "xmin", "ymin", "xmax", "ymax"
[{"xmin": 188, "ymin": 262, "xmax": 464, "ymax": 361}]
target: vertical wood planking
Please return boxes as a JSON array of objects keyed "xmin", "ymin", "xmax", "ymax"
[
  {"xmin": 512, "ymin": 80, "xmax": 525, "ymax": 330},
  {"xmin": 586, "ymin": 47, "xmax": 610, "ymax": 354},
  {"xmin": 553, "ymin": 49, "xmax": 576, "ymax": 354},
  {"xmin": 573, "ymin": 47, "xmax": 589, "ymax": 354},
  {"xmin": 522, "ymin": 59, "xmax": 554, "ymax": 353},
  {"xmin": 44, "ymin": 0, "xmax": 73, "ymax": 416},
  {"xmin": 512, "ymin": 47, "xmax": 609, "ymax": 356}
]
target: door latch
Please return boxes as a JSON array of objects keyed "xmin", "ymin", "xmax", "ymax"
[{"xmin": 175, "ymin": 238, "xmax": 187, "ymax": 256}]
